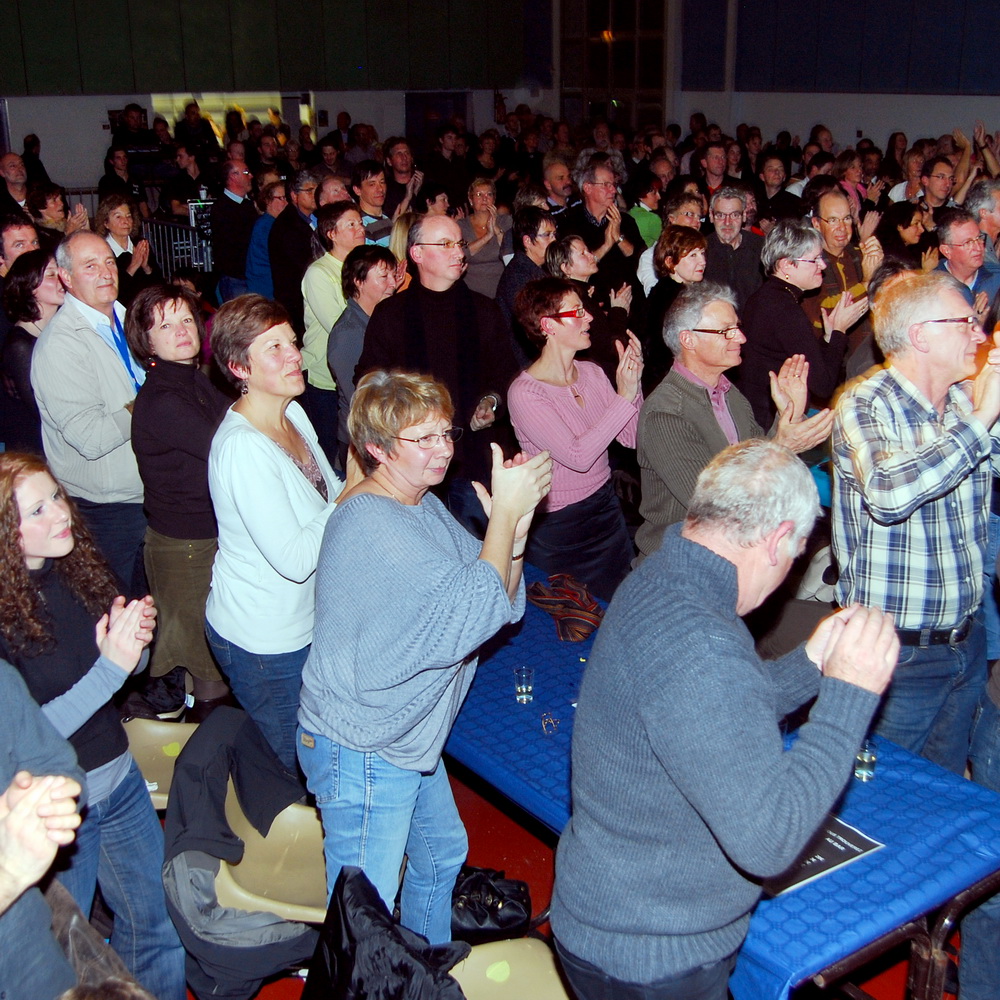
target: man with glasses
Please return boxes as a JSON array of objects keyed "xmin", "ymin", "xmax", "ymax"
[
  {"xmin": 833, "ymin": 269, "xmax": 1000, "ymax": 778},
  {"xmin": 704, "ymin": 187, "xmax": 764, "ymax": 310},
  {"xmin": 935, "ymin": 208, "xmax": 1000, "ymax": 317},
  {"xmin": 966, "ymin": 176, "xmax": 1000, "ymax": 268},
  {"xmin": 269, "ymin": 167, "xmax": 324, "ymax": 335},
  {"xmin": 635, "ymin": 283, "xmax": 833, "ymax": 561},
  {"xmin": 803, "ymin": 188, "xmax": 881, "ymax": 365},
  {"xmin": 919, "ymin": 155, "xmax": 959, "ymax": 223},
  {"xmin": 211, "ymin": 159, "xmax": 257, "ymax": 302},
  {"xmin": 559, "ymin": 161, "xmax": 645, "ymax": 304},
  {"xmin": 356, "ymin": 213, "xmax": 518, "ymax": 536}
]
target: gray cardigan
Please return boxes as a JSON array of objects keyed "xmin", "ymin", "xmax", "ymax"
[{"xmin": 550, "ymin": 526, "xmax": 878, "ymax": 983}]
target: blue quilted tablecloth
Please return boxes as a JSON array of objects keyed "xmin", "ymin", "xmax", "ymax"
[{"xmin": 447, "ymin": 569, "xmax": 1000, "ymax": 1000}]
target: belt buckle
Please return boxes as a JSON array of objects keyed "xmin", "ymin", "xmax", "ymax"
[{"xmin": 948, "ymin": 619, "xmax": 970, "ymax": 646}]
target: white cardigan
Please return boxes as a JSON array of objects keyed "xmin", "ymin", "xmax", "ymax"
[{"xmin": 206, "ymin": 401, "xmax": 342, "ymax": 654}]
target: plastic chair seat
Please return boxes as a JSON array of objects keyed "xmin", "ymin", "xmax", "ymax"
[
  {"xmin": 213, "ymin": 778, "xmax": 328, "ymax": 923},
  {"xmin": 124, "ymin": 717, "xmax": 198, "ymax": 809},
  {"xmin": 451, "ymin": 937, "xmax": 572, "ymax": 999}
]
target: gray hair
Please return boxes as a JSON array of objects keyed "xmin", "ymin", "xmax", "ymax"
[
  {"xmin": 873, "ymin": 269, "xmax": 968, "ymax": 357},
  {"xmin": 761, "ymin": 219, "xmax": 822, "ymax": 275},
  {"xmin": 574, "ymin": 158, "xmax": 615, "ymax": 190},
  {"xmin": 663, "ymin": 281, "xmax": 737, "ymax": 354},
  {"xmin": 965, "ymin": 177, "xmax": 1000, "ymax": 222},
  {"xmin": 289, "ymin": 167, "xmax": 323, "ymax": 196},
  {"xmin": 936, "ymin": 207, "xmax": 978, "ymax": 246},
  {"xmin": 709, "ymin": 186, "xmax": 747, "ymax": 214},
  {"xmin": 55, "ymin": 230, "xmax": 98, "ymax": 273},
  {"xmin": 686, "ymin": 439, "xmax": 820, "ymax": 548}
]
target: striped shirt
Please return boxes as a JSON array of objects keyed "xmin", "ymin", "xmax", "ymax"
[{"xmin": 832, "ymin": 365, "xmax": 1000, "ymax": 630}]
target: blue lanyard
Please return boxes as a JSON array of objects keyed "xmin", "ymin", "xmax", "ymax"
[{"xmin": 109, "ymin": 310, "xmax": 141, "ymax": 393}]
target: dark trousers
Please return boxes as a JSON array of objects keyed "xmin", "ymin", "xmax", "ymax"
[
  {"xmin": 72, "ymin": 497, "xmax": 147, "ymax": 597},
  {"xmin": 555, "ymin": 941, "xmax": 736, "ymax": 1000},
  {"xmin": 301, "ymin": 381, "xmax": 340, "ymax": 472}
]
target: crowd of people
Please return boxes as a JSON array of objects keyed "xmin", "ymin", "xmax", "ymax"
[{"xmin": 3, "ymin": 100, "xmax": 1000, "ymax": 1000}]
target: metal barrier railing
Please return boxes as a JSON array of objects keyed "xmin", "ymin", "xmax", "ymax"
[
  {"xmin": 141, "ymin": 218, "xmax": 213, "ymax": 280},
  {"xmin": 64, "ymin": 187, "xmax": 101, "ymax": 221}
]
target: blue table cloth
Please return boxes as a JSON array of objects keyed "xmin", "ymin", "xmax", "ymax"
[{"xmin": 446, "ymin": 573, "xmax": 1000, "ymax": 1000}]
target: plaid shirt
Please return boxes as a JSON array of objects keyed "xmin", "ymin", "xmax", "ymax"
[{"xmin": 832, "ymin": 365, "xmax": 1000, "ymax": 630}]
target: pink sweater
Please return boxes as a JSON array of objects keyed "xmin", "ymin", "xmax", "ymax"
[{"xmin": 508, "ymin": 361, "xmax": 642, "ymax": 512}]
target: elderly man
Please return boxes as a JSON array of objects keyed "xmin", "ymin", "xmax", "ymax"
[
  {"xmin": 635, "ymin": 282, "xmax": 832, "ymax": 561},
  {"xmin": 966, "ymin": 176, "xmax": 1000, "ymax": 268},
  {"xmin": 559, "ymin": 160, "xmax": 645, "ymax": 300},
  {"xmin": 269, "ymin": 167, "xmax": 323, "ymax": 335},
  {"xmin": 30, "ymin": 231, "xmax": 146, "ymax": 591},
  {"xmin": 703, "ymin": 187, "xmax": 764, "ymax": 310},
  {"xmin": 833, "ymin": 270, "xmax": 1000, "ymax": 776},
  {"xmin": 356, "ymin": 213, "xmax": 518, "ymax": 535},
  {"xmin": 210, "ymin": 159, "xmax": 258, "ymax": 302},
  {"xmin": 552, "ymin": 437, "xmax": 898, "ymax": 1000},
  {"xmin": 936, "ymin": 207, "xmax": 1000, "ymax": 316},
  {"xmin": 0, "ymin": 154, "xmax": 28, "ymax": 216}
]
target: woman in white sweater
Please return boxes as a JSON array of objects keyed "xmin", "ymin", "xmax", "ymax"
[{"xmin": 207, "ymin": 294, "xmax": 345, "ymax": 772}]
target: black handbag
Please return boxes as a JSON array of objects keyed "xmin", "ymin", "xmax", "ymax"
[{"xmin": 451, "ymin": 865, "xmax": 532, "ymax": 945}]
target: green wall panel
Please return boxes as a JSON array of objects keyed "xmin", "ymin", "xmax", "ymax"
[
  {"xmin": 230, "ymin": 0, "xmax": 278, "ymax": 91},
  {"xmin": 76, "ymin": 0, "xmax": 135, "ymax": 94},
  {"xmin": 129, "ymin": 0, "xmax": 184, "ymax": 93},
  {"xmin": 1, "ymin": 5, "xmax": 28, "ymax": 95},
  {"xmin": 21, "ymin": 0, "xmax": 82, "ymax": 94},
  {"xmin": 363, "ymin": 0, "xmax": 408, "ymax": 90},
  {"xmin": 449, "ymin": 0, "xmax": 489, "ymax": 89},
  {"xmin": 323, "ymin": 2, "xmax": 369, "ymax": 89},
  {"xmin": 179, "ymin": 0, "xmax": 234, "ymax": 90},
  {"xmin": 487, "ymin": 0, "xmax": 523, "ymax": 86},
  {"xmin": 407, "ymin": 3, "xmax": 450, "ymax": 90},
  {"xmin": 277, "ymin": 0, "xmax": 326, "ymax": 90}
]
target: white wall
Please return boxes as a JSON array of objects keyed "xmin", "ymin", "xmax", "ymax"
[
  {"xmin": 6, "ymin": 94, "xmax": 153, "ymax": 189},
  {"xmin": 673, "ymin": 91, "xmax": 1000, "ymax": 149}
]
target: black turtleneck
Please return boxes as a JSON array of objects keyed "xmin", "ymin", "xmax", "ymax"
[
  {"xmin": 0, "ymin": 561, "xmax": 126, "ymax": 772},
  {"xmin": 131, "ymin": 357, "xmax": 231, "ymax": 538}
]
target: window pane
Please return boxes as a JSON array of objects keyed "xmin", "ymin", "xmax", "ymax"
[
  {"xmin": 638, "ymin": 0, "xmax": 664, "ymax": 32},
  {"xmin": 588, "ymin": 40, "xmax": 610, "ymax": 87},
  {"xmin": 637, "ymin": 37, "xmax": 664, "ymax": 89}
]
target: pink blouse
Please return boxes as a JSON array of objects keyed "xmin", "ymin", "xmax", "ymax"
[{"xmin": 508, "ymin": 361, "xmax": 642, "ymax": 512}]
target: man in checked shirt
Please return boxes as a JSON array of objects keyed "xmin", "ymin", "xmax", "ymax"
[{"xmin": 832, "ymin": 268, "xmax": 1000, "ymax": 778}]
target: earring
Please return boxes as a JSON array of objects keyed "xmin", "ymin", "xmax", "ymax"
[{"xmin": 240, "ymin": 379, "xmax": 249, "ymax": 396}]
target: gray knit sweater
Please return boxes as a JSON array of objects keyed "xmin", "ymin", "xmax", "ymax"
[
  {"xmin": 298, "ymin": 492, "xmax": 525, "ymax": 772},
  {"xmin": 550, "ymin": 524, "xmax": 878, "ymax": 982}
]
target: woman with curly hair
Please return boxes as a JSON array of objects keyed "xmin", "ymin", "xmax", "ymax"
[
  {"xmin": 0, "ymin": 452, "xmax": 186, "ymax": 1000},
  {"xmin": 94, "ymin": 194, "xmax": 159, "ymax": 306}
]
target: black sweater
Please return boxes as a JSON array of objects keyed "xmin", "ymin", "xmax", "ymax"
[
  {"xmin": 131, "ymin": 358, "xmax": 230, "ymax": 539},
  {"xmin": 0, "ymin": 562, "xmax": 126, "ymax": 772}
]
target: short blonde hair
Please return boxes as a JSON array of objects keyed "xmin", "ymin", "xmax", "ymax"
[{"xmin": 349, "ymin": 370, "xmax": 454, "ymax": 473}]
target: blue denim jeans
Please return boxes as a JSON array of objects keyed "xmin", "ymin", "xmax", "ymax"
[
  {"xmin": 71, "ymin": 497, "xmax": 148, "ymax": 597},
  {"xmin": 555, "ymin": 940, "xmax": 736, "ymax": 1000},
  {"xmin": 963, "ymin": 692, "xmax": 1000, "ymax": 1000},
  {"xmin": 983, "ymin": 512, "xmax": 1000, "ymax": 659},
  {"xmin": 874, "ymin": 615, "xmax": 986, "ymax": 775},
  {"xmin": 0, "ymin": 888, "xmax": 76, "ymax": 1000},
  {"xmin": 56, "ymin": 760, "xmax": 187, "ymax": 1000},
  {"xmin": 206, "ymin": 621, "xmax": 306, "ymax": 774},
  {"xmin": 297, "ymin": 728, "xmax": 468, "ymax": 944}
]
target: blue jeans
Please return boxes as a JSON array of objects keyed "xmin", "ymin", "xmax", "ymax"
[
  {"xmin": 301, "ymin": 381, "xmax": 340, "ymax": 471},
  {"xmin": 874, "ymin": 615, "xmax": 986, "ymax": 775},
  {"xmin": 963, "ymin": 692, "xmax": 1000, "ymax": 1000},
  {"xmin": 983, "ymin": 512, "xmax": 1000, "ymax": 659},
  {"xmin": 555, "ymin": 940, "xmax": 736, "ymax": 1000},
  {"xmin": 206, "ymin": 621, "xmax": 306, "ymax": 774},
  {"xmin": 0, "ymin": 889, "xmax": 76, "ymax": 1000},
  {"xmin": 297, "ymin": 728, "xmax": 468, "ymax": 944},
  {"xmin": 56, "ymin": 760, "xmax": 187, "ymax": 1000}
]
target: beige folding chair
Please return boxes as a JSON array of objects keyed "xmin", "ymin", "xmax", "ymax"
[
  {"xmin": 212, "ymin": 778, "xmax": 328, "ymax": 923},
  {"xmin": 123, "ymin": 717, "xmax": 198, "ymax": 810},
  {"xmin": 451, "ymin": 937, "xmax": 573, "ymax": 999}
]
